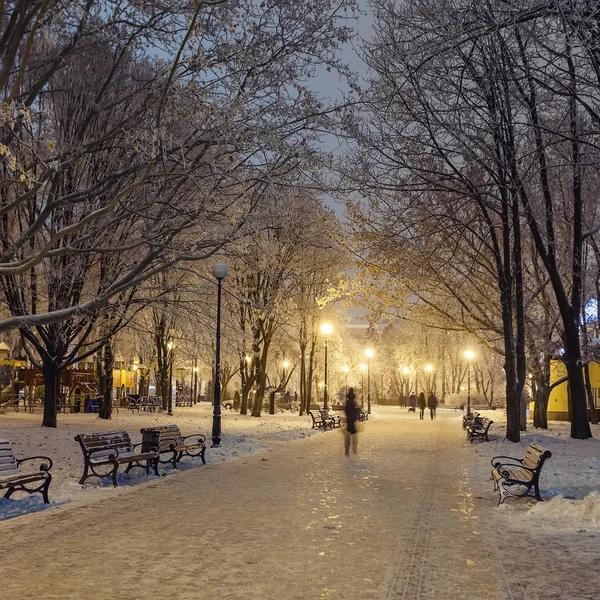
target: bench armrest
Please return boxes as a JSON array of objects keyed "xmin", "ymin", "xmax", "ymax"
[
  {"xmin": 87, "ymin": 445, "xmax": 122, "ymax": 460},
  {"xmin": 17, "ymin": 455, "xmax": 53, "ymax": 472},
  {"xmin": 490, "ymin": 455, "xmax": 523, "ymax": 468},
  {"xmin": 182, "ymin": 434, "xmax": 206, "ymax": 445},
  {"xmin": 132, "ymin": 442, "xmax": 159, "ymax": 454},
  {"xmin": 496, "ymin": 463, "xmax": 538, "ymax": 479}
]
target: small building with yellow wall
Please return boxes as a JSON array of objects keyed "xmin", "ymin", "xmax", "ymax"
[{"xmin": 546, "ymin": 360, "xmax": 600, "ymax": 421}]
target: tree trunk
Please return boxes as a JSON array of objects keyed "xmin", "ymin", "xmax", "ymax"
[
  {"xmin": 42, "ymin": 359, "xmax": 60, "ymax": 428},
  {"xmin": 584, "ymin": 362, "xmax": 598, "ymax": 425},
  {"xmin": 564, "ymin": 321, "xmax": 592, "ymax": 439},
  {"xmin": 532, "ymin": 376, "xmax": 549, "ymax": 429},
  {"xmin": 269, "ymin": 390, "xmax": 275, "ymax": 415},
  {"xmin": 99, "ymin": 342, "xmax": 114, "ymax": 420}
]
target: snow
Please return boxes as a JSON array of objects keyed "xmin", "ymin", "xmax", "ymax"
[
  {"xmin": 3, "ymin": 404, "xmax": 600, "ymax": 533},
  {"xmin": 466, "ymin": 408, "xmax": 600, "ymax": 529},
  {"xmin": 0, "ymin": 403, "xmax": 318, "ymax": 521},
  {"xmin": 1, "ymin": 406, "xmax": 599, "ymax": 599}
]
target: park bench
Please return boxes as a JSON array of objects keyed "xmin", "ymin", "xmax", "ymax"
[
  {"xmin": 491, "ymin": 443, "xmax": 552, "ymax": 505},
  {"xmin": 0, "ymin": 397, "xmax": 20, "ymax": 412},
  {"xmin": 462, "ymin": 411, "xmax": 480, "ymax": 429},
  {"xmin": 127, "ymin": 396, "xmax": 142, "ymax": 414},
  {"xmin": 309, "ymin": 410, "xmax": 328, "ymax": 430},
  {"xmin": 320, "ymin": 409, "xmax": 341, "ymax": 428},
  {"xmin": 358, "ymin": 408, "xmax": 369, "ymax": 421},
  {"xmin": 0, "ymin": 439, "xmax": 53, "ymax": 504},
  {"xmin": 74, "ymin": 430, "xmax": 159, "ymax": 487},
  {"xmin": 175, "ymin": 395, "xmax": 193, "ymax": 407},
  {"xmin": 467, "ymin": 417, "xmax": 493, "ymax": 443},
  {"xmin": 140, "ymin": 425, "xmax": 206, "ymax": 469}
]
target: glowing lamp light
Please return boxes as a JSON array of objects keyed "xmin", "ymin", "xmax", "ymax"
[
  {"xmin": 194, "ymin": 366, "xmax": 199, "ymax": 372},
  {"xmin": 167, "ymin": 340, "xmax": 174, "ymax": 351},
  {"xmin": 365, "ymin": 348, "xmax": 374, "ymax": 358},
  {"xmin": 460, "ymin": 386, "xmax": 465, "ymax": 391},
  {"xmin": 464, "ymin": 350, "xmax": 475, "ymax": 360},
  {"xmin": 424, "ymin": 364, "xmax": 433, "ymax": 372},
  {"xmin": 342, "ymin": 366, "xmax": 350, "ymax": 373},
  {"xmin": 321, "ymin": 323, "xmax": 333, "ymax": 336},
  {"xmin": 283, "ymin": 360, "xmax": 290, "ymax": 369},
  {"xmin": 133, "ymin": 364, "xmax": 138, "ymax": 372},
  {"xmin": 359, "ymin": 363, "xmax": 368, "ymax": 371},
  {"xmin": 402, "ymin": 367, "xmax": 410, "ymax": 375}
]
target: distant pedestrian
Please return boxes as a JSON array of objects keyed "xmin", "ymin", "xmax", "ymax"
[
  {"xmin": 417, "ymin": 392, "xmax": 426, "ymax": 419},
  {"xmin": 427, "ymin": 392, "xmax": 438, "ymax": 420},
  {"xmin": 344, "ymin": 387, "xmax": 359, "ymax": 456},
  {"xmin": 409, "ymin": 392, "xmax": 417, "ymax": 413}
]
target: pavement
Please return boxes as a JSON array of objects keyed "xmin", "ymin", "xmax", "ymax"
[{"xmin": 0, "ymin": 409, "xmax": 598, "ymax": 599}]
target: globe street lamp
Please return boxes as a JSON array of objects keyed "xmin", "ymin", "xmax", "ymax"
[
  {"xmin": 365, "ymin": 348, "xmax": 374, "ymax": 414},
  {"xmin": 167, "ymin": 340, "xmax": 174, "ymax": 416},
  {"xmin": 464, "ymin": 350, "xmax": 475, "ymax": 416},
  {"xmin": 342, "ymin": 366, "xmax": 350, "ymax": 397},
  {"xmin": 320, "ymin": 323, "xmax": 333, "ymax": 410},
  {"xmin": 212, "ymin": 262, "xmax": 229, "ymax": 447},
  {"xmin": 359, "ymin": 364, "xmax": 367, "ymax": 406}
]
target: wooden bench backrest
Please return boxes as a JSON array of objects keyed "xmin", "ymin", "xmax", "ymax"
[
  {"xmin": 523, "ymin": 443, "xmax": 552, "ymax": 470},
  {"xmin": 141, "ymin": 425, "xmax": 184, "ymax": 451},
  {"xmin": 75, "ymin": 431, "xmax": 133, "ymax": 458},
  {"xmin": 308, "ymin": 411, "xmax": 322, "ymax": 421},
  {"xmin": 0, "ymin": 439, "xmax": 18, "ymax": 477}
]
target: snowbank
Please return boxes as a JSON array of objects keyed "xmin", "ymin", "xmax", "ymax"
[
  {"xmin": 467, "ymin": 415, "xmax": 600, "ymax": 529},
  {"xmin": 0, "ymin": 404, "xmax": 318, "ymax": 521},
  {"xmin": 526, "ymin": 492, "xmax": 600, "ymax": 526}
]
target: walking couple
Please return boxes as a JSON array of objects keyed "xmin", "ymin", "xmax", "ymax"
[{"xmin": 415, "ymin": 392, "xmax": 438, "ymax": 420}]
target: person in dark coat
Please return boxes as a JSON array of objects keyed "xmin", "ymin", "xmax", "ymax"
[
  {"xmin": 417, "ymin": 392, "xmax": 426, "ymax": 419},
  {"xmin": 408, "ymin": 392, "xmax": 417, "ymax": 412},
  {"xmin": 427, "ymin": 392, "xmax": 438, "ymax": 420},
  {"xmin": 344, "ymin": 387, "xmax": 359, "ymax": 455}
]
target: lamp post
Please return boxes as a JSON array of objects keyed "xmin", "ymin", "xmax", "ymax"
[
  {"xmin": 211, "ymin": 262, "xmax": 229, "ymax": 447},
  {"xmin": 359, "ymin": 364, "xmax": 367, "ymax": 406},
  {"xmin": 320, "ymin": 323, "xmax": 333, "ymax": 410},
  {"xmin": 424, "ymin": 364, "xmax": 433, "ymax": 396},
  {"xmin": 193, "ymin": 365, "xmax": 199, "ymax": 405},
  {"xmin": 342, "ymin": 366, "xmax": 350, "ymax": 397},
  {"xmin": 365, "ymin": 348, "xmax": 374, "ymax": 414},
  {"xmin": 133, "ymin": 363, "xmax": 138, "ymax": 395},
  {"xmin": 464, "ymin": 350, "xmax": 475, "ymax": 416},
  {"xmin": 167, "ymin": 340, "xmax": 174, "ymax": 416}
]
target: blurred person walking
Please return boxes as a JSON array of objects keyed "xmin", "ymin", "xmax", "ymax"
[
  {"xmin": 408, "ymin": 392, "xmax": 417, "ymax": 413},
  {"xmin": 427, "ymin": 392, "xmax": 438, "ymax": 420},
  {"xmin": 344, "ymin": 387, "xmax": 359, "ymax": 455},
  {"xmin": 418, "ymin": 392, "xmax": 426, "ymax": 420}
]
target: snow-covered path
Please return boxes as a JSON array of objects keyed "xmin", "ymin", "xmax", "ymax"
[{"xmin": 1, "ymin": 411, "xmax": 598, "ymax": 599}]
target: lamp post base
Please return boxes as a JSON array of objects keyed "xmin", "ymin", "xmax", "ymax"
[{"xmin": 211, "ymin": 414, "xmax": 221, "ymax": 448}]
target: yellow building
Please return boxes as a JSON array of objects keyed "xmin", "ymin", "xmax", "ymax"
[{"xmin": 546, "ymin": 360, "xmax": 600, "ymax": 421}]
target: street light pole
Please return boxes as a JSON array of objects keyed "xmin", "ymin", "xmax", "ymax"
[
  {"xmin": 464, "ymin": 350, "xmax": 475, "ymax": 416},
  {"xmin": 320, "ymin": 323, "xmax": 333, "ymax": 411},
  {"xmin": 167, "ymin": 340, "xmax": 174, "ymax": 416},
  {"xmin": 193, "ymin": 364, "xmax": 198, "ymax": 405},
  {"xmin": 359, "ymin": 363, "xmax": 367, "ymax": 407},
  {"xmin": 365, "ymin": 349, "xmax": 374, "ymax": 414},
  {"xmin": 211, "ymin": 262, "xmax": 229, "ymax": 448},
  {"xmin": 342, "ymin": 366, "xmax": 350, "ymax": 397}
]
